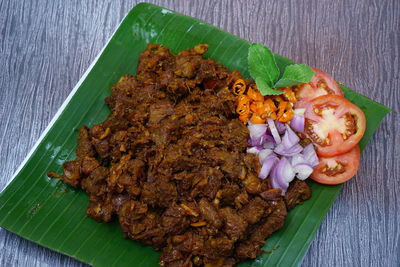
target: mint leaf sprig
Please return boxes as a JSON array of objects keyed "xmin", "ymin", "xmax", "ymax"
[{"xmin": 248, "ymin": 43, "xmax": 315, "ymax": 95}]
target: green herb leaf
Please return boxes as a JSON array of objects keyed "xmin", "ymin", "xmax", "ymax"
[
  {"xmin": 248, "ymin": 43, "xmax": 282, "ymax": 95},
  {"xmin": 256, "ymin": 77, "xmax": 284, "ymax": 95},
  {"xmin": 274, "ymin": 64, "xmax": 315, "ymax": 88}
]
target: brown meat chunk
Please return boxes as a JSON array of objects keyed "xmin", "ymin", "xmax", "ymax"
[
  {"xmin": 52, "ymin": 44, "xmax": 311, "ymax": 266},
  {"xmin": 76, "ymin": 126, "xmax": 95, "ymax": 159},
  {"xmin": 148, "ymin": 100, "xmax": 174, "ymax": 124},
  {"xmin": 86, "ymin": 194, "xmax": 114, "ymax": 222},
  {"xmin": 61, "ymin": 160, "xmax": 81, "ymax": 187},
  {"xmin": 161, "ymin": 205, "xmax": 191, "ymax": 236},
  {"xmin": 81, "ymin": 157, "xmax": 100, "ymax": 175},
  {"xmin": 235, "ymin": 199, "xmax": 287, "ymax": 260},
  {"xmin": 260, "ymin": 188, "xmax": 282, "ymax": 201},
  {"xmin": 238, "ymin": 197, "xmax": 268, "ymax": 225},
  {"xmin": 284, "ymin": 179, "xmax": 312, "ymax": 210},
  {"xmin": 220, "ymin": 183, "xmax": 241, "ymax": 205},
  {"xmin": 81, "ymin": 166, "xmax": 109, "ymax": 196},
  {"xmin": 198, "ymin": 198, "xmax": 222, "ymax": 229},
  {"xmin": 219, "ymin": 207, "xmax": 248, "ymax": 242}
]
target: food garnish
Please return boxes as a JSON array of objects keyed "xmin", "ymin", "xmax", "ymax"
[
  {"xmin": 310, "ymin": 146, "xmax": 360, "ymax": 184},
  {"xmin": 248, "ymin": 43, "xmax": 314, "ymax": 95},
  {"xmin": 246, "ymin": 119, "xmax": 318, "ymax": 194},
  {"xmin": 235, "ymin": 43, "xmax": 367, "ymax": 186},
  {"xmin": 304, "ymin": 94, "xmax": 366, "ymax": 157}
]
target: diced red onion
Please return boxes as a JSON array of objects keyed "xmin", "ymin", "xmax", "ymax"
[
  {"xmin": 284, "ymin": 124, "xmax": 300, "ymax": 146},
  {"xmin": 267, "ymin": 118, "xmax": 281, "ymax": 144},
  {"xmin": 275, "ymin": 121, "xmax": 286, "ymax": 134},
  {"xmin": 249, "ymin": 137, "xmax": 262, "ymax": 147},
  {"xmin": 263, "ymin": 141, "xmax": 275, "ymax": 149},
  {"xmin": 294, "ymin": 108, "xmax": 306, "ymax": 116},
  {"xmin": 289, "ymin": 149, "xmax": 317, "ymax": 179},
  {"xmin": 277, "ymin": 157, "xmax": 296, "ymax": 183},
  {"xmin": 246, "ymin": 117, "xmax": 319, "ymax": 192},
  {"xmin": 248, "ymin": 122, "xmax": 268, "ymax": 141},
  {"xmin": 269, "ymin": 166, "xmax": 281, "ymax": 189},
  {"xmin": 258, "ymin": 149, "xmax": 274, "ymax": 164},
  {"xmin": 274, "ymin": 125, "xmax": 302, "ymax": 156},
  {"xmin": 302, "ymin": 144, "xmax": 319, "ymax": 168},
  {"xmin": 270, "ymin": 157, "xmax": 295, "ymax": 194},
  {"xmin": 290, "ymin": 114, "xmax": 305, "ymax": 133},
  {"xmin": 250, "ymin": 134, "xmax": 274, "ymax": 146},
  {"xmin": 258, "ymin": 153, "xmax": 279, "ymax": 179},
  {"xmin": 290, "ymin": 153, "xmax": 307, "ymax": 166},
  {"xmin": 246, "ymin": 146, "xmax": 261, "ymax": 155},
  {"xmin": 275, "ymin": 143, "xmax": 303, "ymax": 156},
  {"xmin": 248, "ymin": 133, "xmax": 274, "ymax": 147},
  {"xmin": 292, "ymin": 163, "xmax": 314, "ymax": 180}
]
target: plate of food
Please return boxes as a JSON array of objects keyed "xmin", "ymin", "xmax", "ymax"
[{"xmin": 0, "ymin": 3, "xmax": 390, "ymax": 267}]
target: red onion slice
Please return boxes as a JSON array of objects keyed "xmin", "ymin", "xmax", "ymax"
[
  {"xmin": 290, "ymin": 153, "xmax": 307, "ymax": 166},
  {"xmin": 290, "ymin": 114, "xmax": 305, "ymax": 133},
  {"xmin": 259, "ymin": 153, "xmax": 279, "ymax": 179},
  {"xmin": 246, "ymin": 116, "xmax": 318, "ymax": 191},
  {"xmin": 246, "ymin": 146, "xmax": 261, "ymax": 155},
  {"xmin": 278, "ymin": 157, "xmax": 296, "ymax": 183},
  {"xmin": 270, "ymin": 157, "xmax": 295, "ymax": 194},
  {"xmin": 275, "ymin": 143, "xmax": 303, "ymax": 157},
  {"xmin": 284, "ymin": 124, "xmax": 300, "ymax": 146},
  {"xmin": 258, "ymin": 149, "xmax": 274, "ymax": 164},
  {"xmin": 263, "ymin": 141, "xmax": 275, "ymax": 149},
  {"xmin": 267, "ymin": 118, "xmax": 281, "ymax": 144},
  {"xmin": 293, "ymin": 163, "xmax": 314, "ymax": 180},
  {"xmin": 248, "ymin": 133, "xmax": 274, "ymax": 147},
  {"xmin": 248, "ymin": 122, "xmax": 268, "ymax": 141},
  {"xmin": 302, "ymin": 144, "xmax": 319, "ymax": 167},
  {"xmin": 270, "ymin": 163, "xmax": 286, "ymax": 190},
  {"xmin": 269, "ymin": 167, "xmax": 281, "ymax": 190},
  {"xmin": 275, "ymin": 121, "xmax": 286, "ymax": 134},
  {"xmin": 290, "ymin": 151, "xmax": 317, "ymax": 179},
  {"xmin": 274, "ymin": 124, "xmax": 302, "ymax": 156}
]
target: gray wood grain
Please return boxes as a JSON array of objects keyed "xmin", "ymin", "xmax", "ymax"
[{"xmin": 0, "ymin": 0, "xmax": 398, "ymax": 266}]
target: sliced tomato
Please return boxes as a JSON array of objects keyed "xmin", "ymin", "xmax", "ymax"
[
  {"xmin": 310, "ymin": 67, "xmax": 343, "ymax": 95},
  {"xmin": 311, "ymin": 146, "xmax": 360, "ymax": 184},
  {"xmin": 293, "ymin": 67, "xmax": 343, "ymax": 108},
  {"xmin": 304, "ymin": 94, "xmax": 366, "ymax": 157}
]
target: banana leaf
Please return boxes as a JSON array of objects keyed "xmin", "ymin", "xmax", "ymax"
[{"xmin": 0, "ymin": 3, "xmax": 390, "ymax": 267}]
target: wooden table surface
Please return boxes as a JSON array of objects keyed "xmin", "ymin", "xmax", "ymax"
[{"xmin": 0, "ymin": 0, "xmax": 399, "ymax": 266}]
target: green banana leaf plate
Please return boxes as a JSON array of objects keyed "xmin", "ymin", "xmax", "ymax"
[{"xmin": 0, "ymin": 3, "xmax": 390, "ymax": 267}]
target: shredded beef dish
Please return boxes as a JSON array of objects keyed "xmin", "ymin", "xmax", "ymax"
[{"xmin": 51, "ymin": 44, "xmax": 311, "ymax": 266}]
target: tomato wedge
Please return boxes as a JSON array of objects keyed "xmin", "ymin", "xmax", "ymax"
[
  {"xmin": 311, "ymin": 146, "xmax": 360, "ymax": 184},
  {"xmin": 293, "ymin": 67, "xmax": 343, "ymax": 108},
  {"xmin": 304, "ymin": 94, "xmax": 366, "ymax": 157}
]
